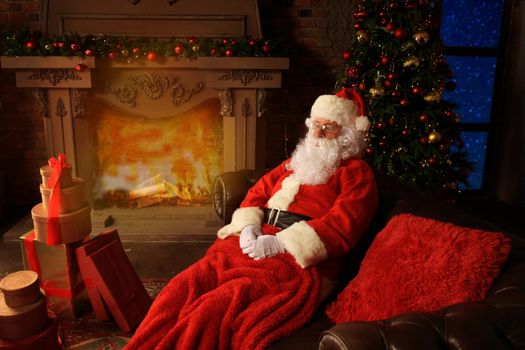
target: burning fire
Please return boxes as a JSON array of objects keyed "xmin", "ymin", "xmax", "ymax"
[{"xmin": 88, "ymin": 98, "xmax": 222, "ymax": 208}]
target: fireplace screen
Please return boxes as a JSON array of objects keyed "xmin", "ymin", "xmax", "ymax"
[{"xmin": 87, "ymin": 97, "xmax": 223, "ymax": 209}]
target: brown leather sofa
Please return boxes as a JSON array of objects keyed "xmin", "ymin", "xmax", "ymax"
[{"xmin": 212, "ymin": 169, "xmax": 525, "ymax": 350}]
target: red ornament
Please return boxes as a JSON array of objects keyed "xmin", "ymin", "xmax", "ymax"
[
  {"xmin": 115, "ymin": 44, "xmax": 122, "ymax": 50},
  {"xmin": 384, "ymin": 79, "xmax": 393, "ymax": 88},
  {"xmin": 107, "ymin": 51, "xmax": 118, "ymax": 60},
  {"xmin": 385, "ymin": 22, "xmax": 396, "ymax": 31},
  {"xmin": 427, "ymin": 157, "xmax": 438, "ymax": 166},
  {"xmin": 210, "ymin": 48, "xmax": 218, "ymax": 56},
  {"xmin": 26, "ymin": 41, "xmax": 34, "ymax": 49},
  {"xmin": 132, "ymin": 47, "xmax": 141, "ymax": 55},
  {"xmin": 387, "ymin": 73, "xmax": 397, "ymax": 80},
  {"xmin": 58, "ymin": 42, "xmax": 65, "ymax": 48},
  {"xmin": 248, "ymin": 39, "xmax": 256, "ymax": 46},
  {"xmin": 222, "ymin": 39, "xmax": 229, "ymax": 45},
  {"xmin": 353, "ymin": 23, "xmax": 362, "ymax": 30},
  {"xmin": 225, "ymin": 49, "xmax": 233, "ymax": 57},
  {"xmin": 231, "ymin": 39, "xmax": 238, "ymax": 45},
  {"xmin": 84, "ymin": 49, "xmax": 94, "ymax": 56},
  {"xmin": 388, "ymin": 2, "xmax": 399, "ymax": 9},
  {"xmin": 419, "ymin": 114, "xmax": 429, "ymax": 122},
  {"xmin": 365, "ymin": 147, "xmax": 374, "ymax": 156},
  {"xmin": 376, "ymin": 121, "xmax": 386, "ymax": 129},
  {"xmin": 419, "ymin": 136, "xmax": 428, "ymax": 145},
  {"xmin": 389, "ymin": 116, "xmax": 397, "ymax": 127},
  {"xmin": 188, "ymin": 36, "xmax": 198, "ymax": 45},
  {"xmin": 380, "ymin": 56, "xmax": 390, "ymax": 65},
  {"xmin": 262, "ymin": 44, "xmax": 271, "ymax": 53},
  {"xmin": 354, "ymin": 11, "xmax": 368, "ymax": 19},
  {"xmin": 399, "ymin": 98, "xmax": 409, "ymax": 107},
  {"xmin": 147, "ymin": 51, "xmax": 159, "ymax": 61},
  {"xmin": 394, "ymin": 28, "xmax": 407, "ymax": 40},
  {"xmin": 358, "ymin": 82, "xmax": 366, "ymax": 90},
  {"xmin": 342, "ymin": 51, "xmax": 352, "ymax": 60},
  {"xmin": 346, "ymin": 65, "xmax": 361, "ymax": 79},
  {"xmin": 402, "ymin": 128, "xmax": 411, "ymax": 137},
  {"xmin": 70, "ymin": 43, "xmax": 80, "ymax": 51},
  {"xmin": 412, "ymin": 86, "xmax": 423, "ymax": 95},
  {"xmin": 75, "ymin": 63, "xmax": 87, "ymax": 72},
  {"xmin": 444, "ymin": 110, "xmax": 454, "ymax": 120},
  {"xmin": 391, "ymin": 90, "xmax": 401, "ymax": 98},
  {"xmin": 174, "ymin": 45, "xmax": 183, "ymax": 55}
]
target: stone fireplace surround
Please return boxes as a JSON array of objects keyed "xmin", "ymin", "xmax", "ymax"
[{"xmin": 0, "ymin": 0, "xmax": 289, "ymax": 236}]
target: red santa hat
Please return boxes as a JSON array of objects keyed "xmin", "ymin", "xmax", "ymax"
[{"xmin": 310, "ymin": 88, "xmax": 370, "ymax": 131}]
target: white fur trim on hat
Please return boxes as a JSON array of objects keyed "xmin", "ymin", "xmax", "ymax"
[
  {"xmin": 276, "ymin": 221, "xmax": 328, "ymax": 268},
  {"xmin": 217, "ymin": 206, "xmax": 263, "ymax": 239},
  {"xmin": 310, "ymin": 95, "xmax": 370, "ymax": 131}
]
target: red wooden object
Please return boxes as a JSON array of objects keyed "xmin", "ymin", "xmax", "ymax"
[{"xmin": 76, "ymin": 229, "xmax": 151, "ymax": 332}]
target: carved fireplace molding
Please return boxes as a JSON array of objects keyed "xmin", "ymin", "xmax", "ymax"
[{"xmin": 0, "ymin": 55, "xmax": 289, "ymax": 205}]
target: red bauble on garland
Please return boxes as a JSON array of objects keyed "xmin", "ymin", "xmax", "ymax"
[
  {"xmin": 174, "ymin": 45, "xmax": 183, "ymax": 55},
  {"xmin": 342, "ymin": 51, "xmax": 352, "ymax": 60},
  {"xmin": 75, "ymin": 63, "xmax": 87, "ymax": 72},
  {"xmin": 147, "ymin": 51, "xmax": 159, "ymax": 61}
]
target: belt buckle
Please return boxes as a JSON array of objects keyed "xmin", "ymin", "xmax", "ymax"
[{"xmin": 267, "ymin": 207, "xmax": 281, "ymax": 226}]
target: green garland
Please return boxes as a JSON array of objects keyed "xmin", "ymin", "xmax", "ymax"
[{"xmin": 0, "ymin": 30, "xmax": 289, "ymax": 61}]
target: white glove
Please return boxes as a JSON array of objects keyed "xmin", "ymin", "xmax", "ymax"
[
  {"xmin": 239, "ymin": 224, "xmax": 262, "ymax": 250},
  {"xmin": 242, "ymin": 235, "xmax": 285, "ymax": 260}
]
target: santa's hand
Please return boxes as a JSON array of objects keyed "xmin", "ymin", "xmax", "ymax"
[
  {"xmin": 239, "ymin": 224, "xmax": 262, "ymax": 249},
  {"xmin": 242, "ymin": 235, "xmax": 285, "ymax": 260}
]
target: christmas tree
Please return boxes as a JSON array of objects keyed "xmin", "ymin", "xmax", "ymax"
[{"xmin": 337, "ymin": 0, "xmax": 472, "ymax": 192}]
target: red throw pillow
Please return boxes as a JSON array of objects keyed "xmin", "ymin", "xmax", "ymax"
[{"xmin": 326, "ymin": 213, "xmax": 512, "ymax": 323}]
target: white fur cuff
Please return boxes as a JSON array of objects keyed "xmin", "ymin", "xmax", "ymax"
[
  {"xmin": 217, "ymin": 207, "xmax": 264, "ymax": 239},
  {"xmin": 276, "ymin": 221, "xmax": 328, "ymax": 268}
]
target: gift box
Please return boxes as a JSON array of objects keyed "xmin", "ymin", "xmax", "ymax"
[
  {"xmin": 19, "ymin": 231, "xmax": 89, "ymax": 319},
  {"xmin": 76, "ymin": 229, "xmax": 151, "ymax": 332},
  {"xmin": 31, "ymin": 203, "xmax": 91, "ymax": 245},
  {"xmin": 0, "ymin": 312, "xmax": 60, "ymax": 350},
  {"xmin": 0, "ymin": 290, "xmax": 48, "ymax": 340},
  {"xmin": 0, "ymin": 271, "xmax": 41, "ymax": 308}
]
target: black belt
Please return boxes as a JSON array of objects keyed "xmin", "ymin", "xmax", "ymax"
[{"xmin": 263, "ymin": 207, "xmax": 312, "ymax": 229}]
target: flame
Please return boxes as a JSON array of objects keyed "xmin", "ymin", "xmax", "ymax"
[{"xmin": 88, "ymin": 98, "xmax": 223, "ymax": 208}]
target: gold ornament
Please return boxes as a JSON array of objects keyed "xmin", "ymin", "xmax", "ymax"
[
  {"xmin": 401, "ymin": 41, "xmax": 415, "ymax": 51},
  {"xmin": 192, "ymin": 45, "xmax": 200, "ymax": 52},
  {"xmin": 403, "ymin": 56, "xmax": 421, "ymax": 68},
  {"xmin": 356, "ymin": 30, "xmax": 370, "ymax": 44},
  {"xmin": 428, "ymin": 131, "xmax": 442, "ymax": 143},
  {"xmin": 423, "ymin": 89, "xmax": 443, "ymax": 103},
  {"xmin": 413, "ymin": 31, "xmax": 430, "ymax": 45},
  {"xmin": 369, "ymin": 86, "xmax": 385, "ymax": 97},
  {"xmin": 120, "ymin": 49, "xmax": 129, "ymax": 57}
]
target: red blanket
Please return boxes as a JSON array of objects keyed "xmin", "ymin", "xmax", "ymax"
[{"xmin": 124, "ymin": 237, "xmax": 321, "ymax": 350}]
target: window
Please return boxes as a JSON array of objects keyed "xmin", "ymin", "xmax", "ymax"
[{"xmin": 439, "ymin": 0, "xmax": 507, "ymax": 190}]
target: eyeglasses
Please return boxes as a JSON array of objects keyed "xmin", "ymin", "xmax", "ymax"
[{"xmin": 311, "ymin": 121, "xmax": 341, "ymax": 134}]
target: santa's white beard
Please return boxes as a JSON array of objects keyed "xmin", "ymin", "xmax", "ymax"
[{"xmin": 288, "ymin": 133, "xmax": 343, "ymax": 185}]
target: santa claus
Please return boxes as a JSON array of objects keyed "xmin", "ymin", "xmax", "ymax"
[
  {"xmin": 125, "ymin": 88, "xmax": 379, "ymax": 350},
  {"xmin": 218, "ymin": 87, "xmax": 378, "ymax": 298}
]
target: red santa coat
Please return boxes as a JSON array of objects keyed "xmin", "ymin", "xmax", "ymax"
[{"xmin": 218, "ymin": 157, "xmax": 378, "ymax": 278}]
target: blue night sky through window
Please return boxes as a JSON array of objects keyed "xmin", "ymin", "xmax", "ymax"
[{"xmin": 439, "ymin": 0, "xmax": 504, "ymax": 190}]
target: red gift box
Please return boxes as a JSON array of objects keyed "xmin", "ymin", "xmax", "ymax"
[
  {"xmin": 0, "ymin": 312, "xmax": 60, "ymax": 350},
  {"xmin": 76, "ymin": 229, "xmax": 151, "ymax": 332},
  {"xmin": 19, "ymin": 231, "xmax": 89, "ymax": 319}
]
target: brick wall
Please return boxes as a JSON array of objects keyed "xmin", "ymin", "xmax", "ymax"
[
  {"xmin": 0, "ymin": 0, "xmax": 352, "ymax": 224},
  {"xmin": 1, "ymin": 0, "xmax": 47, "ymax": 224}
]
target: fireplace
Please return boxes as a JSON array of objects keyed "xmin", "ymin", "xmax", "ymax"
[{"xmin": 1, "ymin": 0, "xmax": 288, "ymax": 236}]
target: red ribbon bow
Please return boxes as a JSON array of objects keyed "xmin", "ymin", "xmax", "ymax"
[{"xmin": 46, "ymin": 153, "xmax": 70, "ymax": 245}]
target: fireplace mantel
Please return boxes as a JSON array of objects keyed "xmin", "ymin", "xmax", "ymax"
[{"xmin": 0, "ymin": 54, "xmax": 288, "ymax": 179}]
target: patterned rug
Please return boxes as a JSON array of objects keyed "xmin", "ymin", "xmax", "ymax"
[{"xmin": 61, "ymin": 279, "xmax": 168, "ymax": 350}]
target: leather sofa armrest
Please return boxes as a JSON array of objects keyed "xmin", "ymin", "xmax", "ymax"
[{"xmin": 212, "ymin": 169, "xmax": 268, "ymax": 225}]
